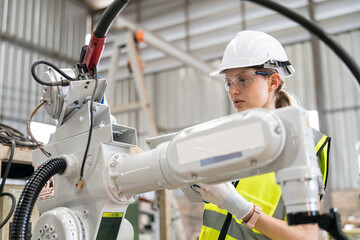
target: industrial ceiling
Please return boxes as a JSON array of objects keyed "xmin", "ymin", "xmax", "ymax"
[{"xmin": 78, "ymin": 0, "xmax": 360, "ymax": 81}]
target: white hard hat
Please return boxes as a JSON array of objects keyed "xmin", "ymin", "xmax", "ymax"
[{"xmin": 211, "ymin": 30, "xmax": 295, "ymax": 80}]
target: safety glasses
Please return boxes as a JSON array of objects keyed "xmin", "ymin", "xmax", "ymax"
[{"xmin": 224, "ymin": 71, "xmax": 272, "ymax": 92}]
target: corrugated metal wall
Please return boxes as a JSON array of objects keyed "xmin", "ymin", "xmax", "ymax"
[
  {"xmin": 322, "ymin": 30, "xmax": 360, "ymax": 190},
  {"xmin": 1, "ymin": 0, "xmax": 359, "ymax": 191},
  {"xmin": 0, "ymin": 0, "xmax": 89, "ymax": 133},
  {"xmin": 284, "ymin": 30, "xmax": 360, "ymax": 190},
  {"xmin": 112, "ymin": 29, "xmax": 360, "ymax": 191},
  {"xmin": 112, "ymin": 62, "xmax": 229, "ymax": 149}
]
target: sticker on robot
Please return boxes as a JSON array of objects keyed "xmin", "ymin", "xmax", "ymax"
[{"xmin": 38, "ymin": 176, "xmax": 55, "ymax": 200}]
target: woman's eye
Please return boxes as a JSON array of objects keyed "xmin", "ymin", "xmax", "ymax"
[{"xmin": 237, "ymin": 78, "xmax": 248, "ymax": 84}]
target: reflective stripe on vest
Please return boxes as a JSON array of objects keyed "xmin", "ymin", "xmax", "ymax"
[
  {"xmin": 201, "ymin": 209, "xmax": 270, "ymax": 240},
  {"xmin": 312, "ymin": 128, "xmax": 331, "ymax": 188},
  {"xmin": 199, "ymin": 129, "xmax": 330, "ymax": 240}
]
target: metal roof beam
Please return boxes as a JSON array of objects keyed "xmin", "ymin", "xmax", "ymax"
[{"xmin": 112, "ymin": 15, "xmax": 215, "ymax": 77}]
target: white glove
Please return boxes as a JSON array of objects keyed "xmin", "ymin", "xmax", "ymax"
[
  {"xmin": 191, "ymin": 182, "xmax": 253, "ymax": 220},
  {"xmin": 191, "ymin": 182, "xmax": 234, "ymax": 207}
]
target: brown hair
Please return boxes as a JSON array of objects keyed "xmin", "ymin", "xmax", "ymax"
[{"xmin": 275, "ymin": 87, "xmax": 292, "ymax": 108}]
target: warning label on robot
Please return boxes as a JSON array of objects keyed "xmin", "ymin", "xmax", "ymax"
[
  {"xmin": 38, "ymin": 176, "xmax": 55, "ymax": 201},
  {"xmin": 96, "ymin": 212, "xmax": 124, "ymax": 240}
]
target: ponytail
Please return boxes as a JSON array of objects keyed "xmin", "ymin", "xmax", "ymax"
[{"xmin": 275, "ymin": 88, "xmax": 299, "ymax": 108}]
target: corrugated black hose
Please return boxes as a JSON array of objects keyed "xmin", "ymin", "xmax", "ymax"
[
  {"xmin": 93, "ymin": 0, "xmax": 130, "ymax": 38},
  {"xmin": 10, "ymin": 157, "xmax": 67, "ymax": 240}
]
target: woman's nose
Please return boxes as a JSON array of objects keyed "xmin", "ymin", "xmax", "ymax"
[{"xmin": 229, "ymin": 84, "xmax": 241, "ymax": 94}]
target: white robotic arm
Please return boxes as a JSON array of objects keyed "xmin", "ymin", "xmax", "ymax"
[
  {"xmin": 24, "ymin": 72, "xmax": 321, "ymax": 239},
  {"xmin": 111, "ymin": 105, "xmax": 320, "ymax": 217}
]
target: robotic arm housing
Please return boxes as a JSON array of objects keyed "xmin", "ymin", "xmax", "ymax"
[{"xmin": 30, "ymin": 72, "xmax": 321, "ymax": 239}]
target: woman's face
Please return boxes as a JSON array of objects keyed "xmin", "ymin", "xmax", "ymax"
[{"xmin": 226, "ymin": 68, "xmax": 278, "ymax": 112}]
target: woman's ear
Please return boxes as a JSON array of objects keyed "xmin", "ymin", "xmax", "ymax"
[{"xmin": 267, "ymin": 73, "xmax": 281, "ymax": 92}]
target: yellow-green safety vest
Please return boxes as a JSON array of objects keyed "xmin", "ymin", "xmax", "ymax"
[{"xmin": 199, "ymin": 129, "xmax": 331, "ymax": 240}]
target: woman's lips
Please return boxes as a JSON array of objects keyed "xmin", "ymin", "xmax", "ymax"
[{"xmin": 233, "ymin": 99, "xmax": 245, "ymax": 107}]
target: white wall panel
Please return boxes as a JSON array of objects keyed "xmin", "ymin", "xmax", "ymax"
[
  {"xmin": 285, "ymin": 42, "xmax": 317, "ymax": 110},
  {"xmin": 320, "ymin": 30, "xmax": 360, "ymax": 190},
  {"xmin": 112, "ymin": 62, "xmax": 228, "ymax": 150},
  {"xmin": 0, "ymin": 0, "xmax": 89, "ymax": 133},
  {"xmin": 284, "ymin": 29, "xmax": 360, "ymax": 190}
]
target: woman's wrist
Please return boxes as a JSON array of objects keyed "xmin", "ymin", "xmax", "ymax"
[
  {"xmin": 242, "ymin": 205, "xmax": 255, "ymax": 223},
  {"xmin": 242, "ymin": 205, "xmax": 262, "ymax": 228}
]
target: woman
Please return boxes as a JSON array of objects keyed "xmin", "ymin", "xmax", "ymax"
[{"xmin": 191, "ymin": 30, "xmax": 330, "ymax": 240}]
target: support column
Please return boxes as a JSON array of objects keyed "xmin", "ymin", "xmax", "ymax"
[
  {"xmin": 308, "ymin": 0, "xmax": 332, "ymax": 211},
  {"xmin": 125, "ymin": 30, "xmax": 158, "ymax": 137},
  {"xmin": 308, "ymin": 0, "xmax": 329, "ymax": 134},
  {"xmin": 125, "ymin": 30, "xmax": 172, "ymax": 240}
]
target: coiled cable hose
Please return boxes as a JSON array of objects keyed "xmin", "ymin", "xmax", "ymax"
[{"xmin": 10, "ymin": 157, "xmax": 67, "ymax": 240}]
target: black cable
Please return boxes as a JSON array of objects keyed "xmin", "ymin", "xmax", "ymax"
[
  {"xmin": 0, "ymin": 123, "xmax": 24, "ymax": 138},
  {"xmin": 0, "ymin": 140, "xmax": 16, "ymax": 229},
  {"xmin": 319, "ymin": 208, "xmax": 349, "ymax": 240},
  {"xmin": 0, "ymin": 134, "xmax": 37, "ymax": 149},
  {"xmin": 0, "ymin": 123, "xmax": 37, "ymax": 149},
  {"xmin": 218, "ymin": 180, "xmax": 240, "ymax": 240},
  {"xmin": 10, "ymin": 157, "xmax": 67, "ymax": 239},
  {"xmin": 0, "ymin": 140, "xmax": 15, "ymax": 194},
  {"xmin": 31, "ymin": 60, "xmax": 75, "ymax": 86},
  {"xmin": 77, "ymin": 66, "xmax": 99, "ymax": 188},
  {"xmin": 0, "ymin": 192, "xmax": 16, "ymax": 229},
  {"xmin": 93, "ymin": 0, "xmax": 130, "ymax": 38},
  {"xmin": 246, "ymin": 0, "xmax": 360, "ymax": 90}
]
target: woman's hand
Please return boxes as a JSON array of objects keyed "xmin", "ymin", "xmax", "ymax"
[
  {"xmin": 191, "ymin": 182, "xmax": 234, "ymax": 207},
  {"xmin": 191, "ymin": 182, "xmax": 253, "ymax": 220}
]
